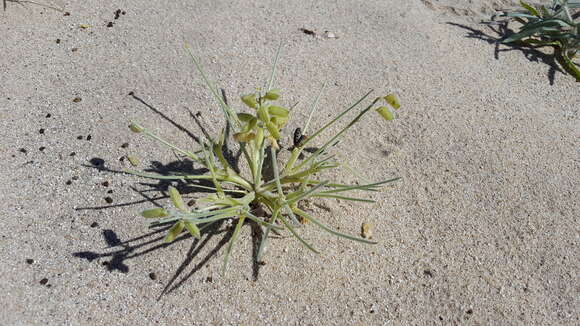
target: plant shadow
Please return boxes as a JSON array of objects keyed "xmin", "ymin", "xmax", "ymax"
[{"xmin": 447, "ymin": 21, "xmax": 566, "ymax": 85}]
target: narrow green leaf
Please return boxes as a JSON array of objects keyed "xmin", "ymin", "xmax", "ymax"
[
  {"xmin": 279, "ymin": 215, "xmax": 319, "ymax": 253},
  {"xmin": 519, "ymin": 0, "xmax": 540, "ymax": 17},
  {"xmin": 293, "ymin": 208, "xmax": 377, "ymax": 244}
]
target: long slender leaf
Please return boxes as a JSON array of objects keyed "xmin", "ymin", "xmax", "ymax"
[{"xmin": 222, "ymin": 215, "xmax": 246, "ymax": 275}]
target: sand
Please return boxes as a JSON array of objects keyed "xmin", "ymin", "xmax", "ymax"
[{"xmin": 0, "ymin": 0, "xmax": 578, "ymax": 325}]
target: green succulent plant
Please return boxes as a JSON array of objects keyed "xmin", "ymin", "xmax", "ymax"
[
  {"xmin": 126, "ymin": 45, "xmax": 402, "ymax": 275},
  {"xmin": 500, "ymin": 0, "xmax": 580, "ymax": 81}
]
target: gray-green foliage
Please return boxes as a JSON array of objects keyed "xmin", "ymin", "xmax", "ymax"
[
  {"xmin": 500, "ymin": 0, "xmax": 580, "ymax": 81},
  {"xmin": 126, "ymin": 45, "xmax": 402, "ymax": 275}
]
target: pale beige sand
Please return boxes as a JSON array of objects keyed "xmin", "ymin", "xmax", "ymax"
[{"xmin": 1, "ymin": 0, "xmax": 578, "ymax": 325}]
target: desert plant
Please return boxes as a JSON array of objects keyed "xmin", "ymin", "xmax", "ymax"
[
  {"xmin": 126, "ymin": 45, "xmax": 402, "ymax": 274},
  {"xmin": 499, "ymin": 0, "xmax": 580, "ymax": 81}
]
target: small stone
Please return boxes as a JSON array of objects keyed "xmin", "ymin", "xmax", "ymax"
[
  {"xmin": 90, "ymin": 222, "xmax": 99, "ymax": 228},
  {"xmin": 361, "ymin": 222, "xmax": 373, "ymax": 239},
  {"xmin": 39, "ymin": 147, "xmax": 46, "ymax": 151},
  {"xmin": 39, "ymin": 128, "xmax": 45, "ymax": 134},
  {"xmin": 45, "ymin": 113, "xmax": 52, "ymax": 118},
  {"xmin": 86, "ymin": 135, "xmax": 92, "ymax": 141},
  {"xmin": 77, "ymin": 135, "xmax": 83, "ymax": 140},
  {"xmin": 39, "ymin": 278, "xmax": 49, "ymax": 285},
  {"xmin": 148, "ymin": 272, "xmax": 157, "ymax": 280},
  {"xmin": 121, "ymin": 142, "xmax": 129, "ymax": 148},
  {"xmin": 104, "ymin": 197, "xmax": 113, "ymax": 204},
  {"xmin": 72, "ymin": 97, "xmax": 82, "ymax": 103},
  {"xmin": 101, "ymin": 181, "xmax": 110, "ymax": 187},
  {"xmin": 65, "ymin": 180, "xmax": 72, "ymax": 185},
  {"xmin": 107, "ymin": 190, "xmax": 113, "ymax": 194},
  {"xmin": 187, "ymin": 199, "xmax": 196, "ymax": 207},
  {"xmin": 19, "ymin": 148, "xmax": 27, "ymax": 154},
  {"xmin": 63, "ymin": 12, "xmax": 70, "ymax": 16},
  {"xmin": 106, "ymin": 22, "xmax": 114, "ymax": 27},
  {"xmin": 128, "ymin": 91, "xmax": 134, "ymax": 96},
  {"xmin": 71, "ymin": 48, "xmax": 78, "ymax": 52},
  {"xmin": 69, "ymin": 152, "xmax": 76, "ymax": 156},
  {"xmin": 26, "ymin": 259, "xmax": 34, "ymax": 264}
]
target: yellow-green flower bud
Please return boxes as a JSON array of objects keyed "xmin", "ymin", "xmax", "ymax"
[
  {"xmin": 184, "ymin": 221, "xmax": 201, "ymax": 239},
  {"xmin": 255, "ymin": 127, "xmax": 265, "ymax": 147},
  {"xmin": 241, "ymin": 94, "xmax": 258, "ymax": 109},
  {"xmin": 129, "ymin": 122, "xmax": 144, "ymax": 133},
  {"xmin": 263, "ymin": 89, "xmax": 281, "ymax": 100},
  {"xmin": 233, "ymin": 132, "xmax": 256, "ymax": 142},
  {"xmin": 168, "ymin": 186, "xmax": 186, "ymax": 211},
  {"xmin": 257, "ymin": 105, "xmax": 270, "ymax": 122},
  {"xmin": 384, "ymin": 93, "xmax": 400, "ymax": 109},
  {"xmin": 271, "ymin": 116, "xmax": 288, "ymax": 128},
  {"xmin": 268, "ymin": 105, "xmax": 289, "ymax": 118},
  {"xmin": 165, "ymin": 221, "xmax": 185, "ymax": 243},
  {"xmin": 141, "ymin": 208, "xmax": 169, "ymax": 218},
  {"xmin": 266, "ymin": 121, "xmax": 281, "ymax": 139},
  {"xmin": 237, "ymin": 112, "xmax": 255, "ymax": 122},
  {"xmin": 376, "ymin": 106, "xmax": 394, "ymax": 121},
  {"xmin": 268, "ymin": 136, "xmax": 280, "ymax": 150},
  {"xmin": 127, "ymin": 155, "xmax": 140, "ymax": 167}
]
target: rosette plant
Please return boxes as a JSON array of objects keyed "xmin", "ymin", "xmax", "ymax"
[
  {"xmin": 500, "ymin": 0, "xmax": 580, "ymax": 81},
  {"xmin": 126, "ymin": 45, "xmax": 402, "ymax": 274}
]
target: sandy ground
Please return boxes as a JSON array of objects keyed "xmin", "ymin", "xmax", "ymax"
[{"xmin": 1, "ymin": 0, "xmax": 578, "ymax": 325}]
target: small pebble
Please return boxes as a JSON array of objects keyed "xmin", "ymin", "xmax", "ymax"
[
  {"xmin": 128, "ymin": 91, "xmax": 134, "ymax": 96},
  {"xmin": 65, "ymin": 180, "xmax": 72, "ymax": 185},
  {"xmin": 69, "ymin": 152, "xmax": 76, "ymax": 156},
  {"xmin": 149, "ymin": 272, "xmax": 157, "ymax": 280},
  {"xmin": 26, "ymin": 259, "xmax": 34, "ymax": 264},
  {"xmin": 45, "ymin": 113, "xmax": 52, "ymax": 118},
  {"xmin": 39, "ymin": 278, "xmax": 49, "ymax": 285},
  {"xmin": 71, "ymin": 48, "xmax": 78, "ymax": 52},
  {"xmin": 39, "ymin": 128, "xmax": 45, "ymax": 134},
  {"xmin": 106, "ymin": 22, "xmax": 114, "ymax": 27},
  {"xmin": 63, "ymin": 12, "xmax": 70, "ymax": 16},
  {"xmin": 86, "ymin": 135, "xmax": 92, "ymax": 141},
  {"xmin": 104, "ymin": 197, "xmax": 113, "ymax": 204},
  {"xmin": 107, "ymin": 190, "xmax": 113, "ymax": 194},
  {"xmin": 121, "ymin": 142, "xmax": 129, "ymax": 148},
  {"xmin": 90, "ymin": 222, "xmax": 99, "ymax": 228},
  {"xmin": 19, "ymin": 148, "xmax": 28, "ymax": 154},
  {"xmin": 361, "ymin": 222, "xmax": 373, "ymax": 239},
  {"xmin": 72, "ymin": 97, "xmax": 82, "ymax": 103},
  {"xmin": 102, "ymin": 181, "xmax": 110, "ymax": 187},
  {"xmin": 39, "ymin": 146, "xmax": 46, "ymax": 151},
  {"xmin": 187, "ymin": 199, "xmax": 196, "ymax": 207},
  {"xmin": 55, "ymin": 39, "xmax": 61, "ymax": 44}
]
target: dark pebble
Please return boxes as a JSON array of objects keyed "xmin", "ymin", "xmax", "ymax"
[
  {"xmin": 119, "ymin": 156, "xmax": 125, "ymax": 162},
  {"xmin": 39, "ymin": 278, "xmax": 49, "ymax": 285},
  {"xmin": 148, "ymin": 272, "xmax": 157, "ymax": 280},
  {"xmin": 26, "ymin": 259, "xmax": 34, "ymax": 264},
  {"xmin": 466, "ymin": 309, "xmax": 473, "ymax": 315},
  {"xmin": 69, "ymin": 152, "xmax": 76, "ymax": 156},
  {"xmin": 71, "ymin": 48, "xmax": 78, "ymax": 52},
  {"xmin": 72, "ymin": 176, "xmax": 79, "ymax": 180},
  {"xmin": 19, "ymin": 148, "xmax": 28, "ymax": 154},
  {"xmin": 39, "ymin": 147, "xmax": 46, "ymax": 151},
  {"xmin": 65, "ymin": 180, "xmax": 72, "ymax": 185},
  {"xmin": 64, "ymin": 12, "xmax": 70, "ymax": 16},
  {"xmin": 72, "ymin": 97, "xmax": 81, "ymax": 102},
  {"xmin": 122, "ymin": 11, "xmax": 126, "ymax": 15},
  {"xmin": 106, "ymin": 22, "xmax": 114, "ymax": 27},
  {"xmin": 86, "ymin": 135, "xmax": 92, "ymax": 141},
  {"xmin": 128, "ymin": 91, "xmax": 134, "ymax": 96},
  {"xmin": 121, "ymin": 142, "xmax": 129, "ymax": 148},
  {"xmin": 77, "ymin": 135, "xmax": 83, "ymax": 140},
  {"xmin": 102, "ymin": 181, "xmax": 110, "ymax": 187},
  {"xmin": 45, "ymin": 113, "xmax": 52, "ymax": 118},
  {"xmin": 107, "ymin": 190, "xmax": 113, "ymax": 194},
  {"xmin": 90, "ymin": 222, "xmax": 99, "ymax": 228},
  {"xmin": 55, "ymin": 39, "xmax": 61, "ymax": 44},
  {"xmin": 104, "ymin": 197, "xmax": 113, "ymax": 204},
  {"xmin": 39, "ymin": 128, "xmax": 45, "ymax": 134},
  {"xmin": 187, "ymin": 199, "xmax": 196, "ymax": 207},
  {"xmin": 206, "ymin": 276, "xmax": 213, "ymax": 283},
  {"xmin": 423, "ymin": 269, "xmax": 433, "ymax": 277}
]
